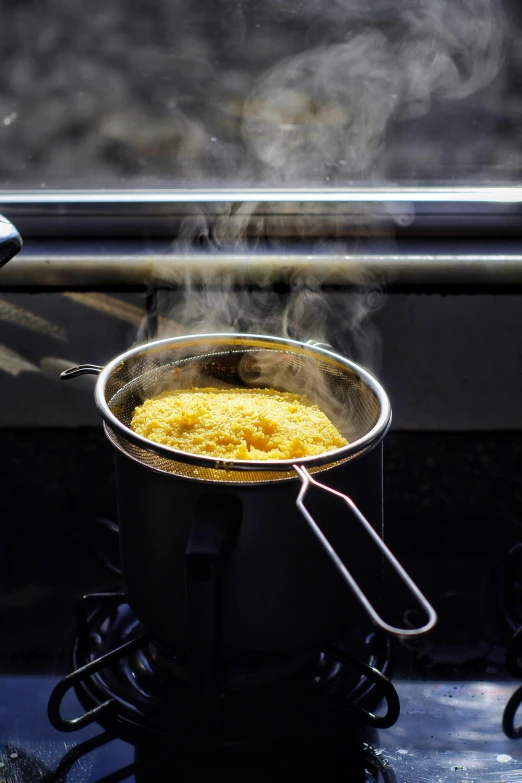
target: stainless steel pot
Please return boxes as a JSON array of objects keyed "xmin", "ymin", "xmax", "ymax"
[{"xmin": 63, "ymin": 333, "xmax": 436, "ymax": 668}]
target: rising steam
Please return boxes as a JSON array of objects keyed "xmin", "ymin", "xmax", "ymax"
[
  {"xmin": 241, "ymin": 0, "xmax": 505, "ymax": 180},
  {"xmin": 145, "ymin": 0, "xmax": 505, "ymax": 380}
]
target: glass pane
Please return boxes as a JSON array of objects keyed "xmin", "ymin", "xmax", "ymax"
[{"xmin": 0, "ymin": 0, "xmax": 517, "ymax": 189}]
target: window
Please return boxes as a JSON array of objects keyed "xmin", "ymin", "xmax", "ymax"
[{"xmin": 0, "ymin": 0, "xmax": 516, "ymax": 190}]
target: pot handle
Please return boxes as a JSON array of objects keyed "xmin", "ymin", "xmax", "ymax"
[
  {"xmin": 184, "ymin": 495, "xmax": 242, "ymax": 704},
  {"xmin": 60, "ymin": 364, "xmax": 103, "ymax": 379},
  {"xmin": 293, "ymin": 465, "xmax": 437, "ymax": 637}
]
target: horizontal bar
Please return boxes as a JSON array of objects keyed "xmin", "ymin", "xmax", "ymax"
[
  {"xmin": 1, "ymin": 187, "xmax": 522, "ymax": 204},
  {"xmin": 2, "ymin": 190, "xmax": 522, "ymax": 240},
  {"xmin": 3, "ymin": 247, "xmax": 522, "ymax": 288}
]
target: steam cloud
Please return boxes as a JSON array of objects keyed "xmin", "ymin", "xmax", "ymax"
[
  {"xmin": 146, "ymin": 0, "xmax": 505, "ymax": 384},
  {"xmin": 241, "ymin": 0, "xmax": 505, "ymax": 180}
]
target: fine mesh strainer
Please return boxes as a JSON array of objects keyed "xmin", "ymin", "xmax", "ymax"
[{"xmin": 62, "ymin": 333, "xmax": 437, "ymax": 637}]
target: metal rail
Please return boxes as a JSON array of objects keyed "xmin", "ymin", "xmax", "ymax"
[
  {"xmin": 2, "ymin": 187, "xmax": 522, "ymax": 203},
  {"xmin": 2, "ymin": 245, "xmax": 522, "ymax": 289},
  {"xmin": 1, "ymin": 189, "xmax": 522, "ymax": 289},
  {"xmin": 2, "ymin": 188, "xmax": 522, "ymax": 239}
]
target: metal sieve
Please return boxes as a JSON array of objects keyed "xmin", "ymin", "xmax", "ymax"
[
  {"xmin": 62, "ymin": 333, "xmax": 437, "ymax": 637},
  {"xmin": 63, "ymin": 333, "xmax": 390, "ymax": 482}
]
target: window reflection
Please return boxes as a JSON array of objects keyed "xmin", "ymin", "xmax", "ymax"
[{"xmin": 0, "ymin": 0, "xmax": 515, "ymax": 188}]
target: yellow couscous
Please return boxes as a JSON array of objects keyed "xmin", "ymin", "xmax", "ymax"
[{"xmin": 130, "ymin": 386, "xmax": 347, "ymax": 460}]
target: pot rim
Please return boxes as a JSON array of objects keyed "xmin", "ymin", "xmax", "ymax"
[{"xmin": 94, "ymin": 332, "xmax": 392, "ymax": 473}]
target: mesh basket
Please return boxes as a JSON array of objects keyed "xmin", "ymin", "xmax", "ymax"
[{"xmin": 95, "ymin": 334, "xmax": 391, "ymax": 484}]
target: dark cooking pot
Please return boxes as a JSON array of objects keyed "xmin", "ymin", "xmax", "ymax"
[{"xmin": 62, "ymin": 334, "xmax": 436, "ymax": 669}]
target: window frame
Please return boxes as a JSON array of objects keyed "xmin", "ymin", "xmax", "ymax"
[
  {"xmin": 1, "ymin": 187, "xmax": 522, "ymax": 292},
  {"xmin": 1, "ymin": 187, "xmax": 522, "ymax": 237}
]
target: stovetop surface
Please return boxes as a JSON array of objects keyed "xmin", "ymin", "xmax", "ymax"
[{"xmin": 1, "ymin": 429, "xmax": 522, "ymax": 781}]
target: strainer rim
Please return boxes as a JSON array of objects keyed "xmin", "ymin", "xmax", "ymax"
[{"xmin": 94, "ymin": 332, "xmax": 391, "ymax": 472}]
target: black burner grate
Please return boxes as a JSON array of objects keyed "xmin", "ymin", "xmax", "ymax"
[{"xmin": 48, "ymin": 592, "xmax": 399, "ymax": 753}]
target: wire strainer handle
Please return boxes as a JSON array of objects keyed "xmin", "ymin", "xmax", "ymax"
[{"xmin": 293, "ymin": 465, "xmax": 437, "ymax": 637}]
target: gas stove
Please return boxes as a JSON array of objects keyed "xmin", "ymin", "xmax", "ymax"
[
  {"xmin": 48, "ymin": 591, "xmax": 396, "ymax": 745},
  {"xmin": 1, "ymin": 428, "xmax": 522, "ymax": 782}
]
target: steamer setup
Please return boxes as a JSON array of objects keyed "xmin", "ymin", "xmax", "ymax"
[
  {"xmin": 50, "ymin": 334, "xmax": 435, "ymax": 751},
  {"xmin": 0, "ymin": 223, "xmax": 521, "ymax": 781}
]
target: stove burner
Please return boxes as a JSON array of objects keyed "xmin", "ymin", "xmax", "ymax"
[
  {"xmin": 501, "ymin": 544, "xmax": 522, "ymax": 739},
  {"xmin": 48, "ymin": 592, "xmax": 399, "ymax": 751},
  {"xmin": 503, "ymin": 626, "xmax": 522, "ymax": 738}
]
